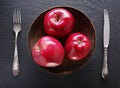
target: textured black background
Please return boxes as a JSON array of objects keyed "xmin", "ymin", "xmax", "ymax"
[{"xmin": 0, "ymin": 0, "xmax": 120, "ymax": 88}]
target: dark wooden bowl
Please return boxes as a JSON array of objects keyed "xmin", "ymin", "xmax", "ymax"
[{"xmin": 28, "ymin": 6, "xmax": 96, "ymax": 75}]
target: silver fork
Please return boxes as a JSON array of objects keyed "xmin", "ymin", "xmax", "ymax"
[{"xmin": 12, "ymin": 9, "xmax": 21, "ymax": 77}]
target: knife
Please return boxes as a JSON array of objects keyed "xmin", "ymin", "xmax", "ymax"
[{"xmin": 102, "ymin": 9, "xmax": 110, "ymax": 79}]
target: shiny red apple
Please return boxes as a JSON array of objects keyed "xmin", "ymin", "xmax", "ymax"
[
  {"xmin": 32, "ymin": 36, "xmax": 65, "ymax": 67},
  {"xmin": 65, "ymin": 32, "xmax": 91, "ymax": 61},
  {"xmin": 44, "ymin": 8, "xmax": 74, "ymax": 37}
]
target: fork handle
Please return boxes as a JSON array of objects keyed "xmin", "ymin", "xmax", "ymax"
[
  {"xmin": 12, "ymin": 33, "xmax": 20, "ymax": 77},
  {"xmin": 102, "ymin": 47, "xmax": 108, "ymax": 79}
]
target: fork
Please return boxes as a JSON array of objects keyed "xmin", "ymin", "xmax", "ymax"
[{"xmin": 12, "ymin": 9, "xmax": 21, "ymax": 77}]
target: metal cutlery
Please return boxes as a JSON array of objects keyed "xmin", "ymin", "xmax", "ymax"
[
  {"xmin": 12, "ymin": 9, "xmax": 21, "ymax": 77},
  {"xmin": 102, "ymin": 9, "xmax": 110, "ymax": 79}
]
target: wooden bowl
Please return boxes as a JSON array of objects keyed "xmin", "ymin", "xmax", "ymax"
[{"xmin": 28, "ymin": 6, "xmax": 96, "ymax": 75}]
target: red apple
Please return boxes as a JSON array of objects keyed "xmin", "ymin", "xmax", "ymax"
[
  {"xmin": 65, "ymin": 32, "xmax": 91, "ymax": 61},
  {"xmin": 32, "ymin": 36, "xmax": 65, "ymax": 67},
  {"xmin": 44, "ymin": 8, "xmax": 74, "ymax": 37}
]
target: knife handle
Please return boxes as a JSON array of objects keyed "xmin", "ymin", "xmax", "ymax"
[{"xmin": 102, "ymin": 47, "xmax": 108, "ymax": 79}]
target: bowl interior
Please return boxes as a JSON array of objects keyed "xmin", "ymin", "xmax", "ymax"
[{"xmin": 28, "ymin": 6, "xmax": 96, "ymax": 75}]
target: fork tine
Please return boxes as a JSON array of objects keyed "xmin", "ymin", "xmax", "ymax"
[
  {"xmin": 13, "ymin": 9, "xmax": 16, "ymax": 23},
  {"xmin": 17, "ymin": 9, "xmax": 19, "ymax": 24},
  {"xmin": 15, "ymin": 9, "xmax": 17, "ymax": 23},
  {"xmin": 18, "ymin": 9, "xmax": 21, "ymax": 24},
  {"xmin": 16, "ymin": 9, "xmax": 19, "ymax": 23}
]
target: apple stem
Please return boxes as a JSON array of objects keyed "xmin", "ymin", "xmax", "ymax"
[
  {"xmin": 78, "ymin": 40, "xmax": 82, "ymax": 44},
  {"xmin": 56, "ymin": 15, "xmax": 60, "ymax": 21}
]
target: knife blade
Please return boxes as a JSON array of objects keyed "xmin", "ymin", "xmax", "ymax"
[
  {"xmin": 102, "ymin": 9, "xmax": 110, "ymax": 79},
  {"xmin": 104, "ymin": 9, "xmax": 110, "ymax": 48}
]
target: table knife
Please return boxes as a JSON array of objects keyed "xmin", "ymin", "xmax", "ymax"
[{"xmin": 102, "ymin": 9, "xmax": 110, "ymax": 79}]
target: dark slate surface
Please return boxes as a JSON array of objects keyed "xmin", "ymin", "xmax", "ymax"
[{"xmin": 0, "ymin": 0, "xmax": 120, "ymax": 88}]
